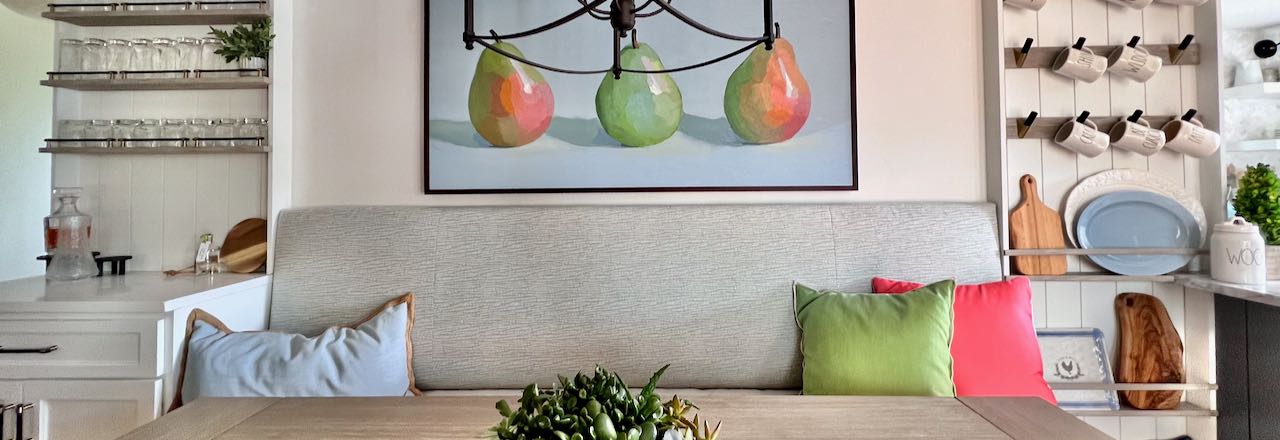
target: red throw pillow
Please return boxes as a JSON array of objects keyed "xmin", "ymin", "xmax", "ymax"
[{"xmin": 872, "ymin": 276, "xmax": 1056, "ymax": 404}]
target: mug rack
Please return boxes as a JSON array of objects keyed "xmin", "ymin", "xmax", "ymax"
[
  {"xmin": 1007, "ymin": 112, "xmax": 1190, "ymax": 139},
  {"xmin": 1006, "ymin": 35, "xmax": 1199, "ymax": 68}
]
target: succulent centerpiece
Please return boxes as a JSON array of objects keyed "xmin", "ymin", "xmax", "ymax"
[{"xmin": 491, "ymin": 365, "xmax": 722, "ymax": 440}]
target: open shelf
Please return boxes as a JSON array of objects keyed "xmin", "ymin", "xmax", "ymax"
[
  {"xmin": 1019, "ymin": 274, "xmax": 1179, "ymax": 282},
  {"xmin": 1004, "ymin": 248, "xmax": 1204, "ymax": 257},
  {"xmin": 40, "ymin": 146, "xmax": 269, "ymax": 155},
  {"xmin": 1223, "ymin": 82, "xmax": 1280, "ymax": 100},
  {"xmin": 42, "ymin": 76, "xmax": 269, "ymax": 91},
  {"xmin": 1065, "ymin": 402, "xmax": 1217, "ymax": 417},
  {"xmin": 43, "ymin": 6, "xmax": 268, "ymax": 27},
  {"xmin": 1049, "ymin": 383, "xmax": 1217, "ymax": 391},
  {"xmin": 1227, "ymin": 139, "xmax": 1280, "ymax": 153}
]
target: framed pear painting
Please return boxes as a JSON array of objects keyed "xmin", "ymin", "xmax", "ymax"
[{"xmin": 425, "ymin": 0, "xmax": 857, "ymax": 193}]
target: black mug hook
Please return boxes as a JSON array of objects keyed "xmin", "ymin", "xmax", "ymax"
[
  {"xmin": 1128, "ymin": 110, "xmax": 1144, "ymax": 123},
  {"xmin": 1073, "ymin": 37, "xmax": 1087, "ymax": 50},
  {"xmin": 1127, "ymin": 36, "xmax": 1141, "ymax": 48},
  {"xmin": 1170, "ymin": 34, "xmax": 1195, "ymax": 64},
  {"xmin": 1182, "ymin": 109, "xmax": 1198, "ymax": 121},
  {"xmin": 1017, "ymin": 111, "xmax": 1039, "ymax": 139},
  {"xmin": 1076, "ymin": 111, "xmax": 1092, "ymax": 124}
]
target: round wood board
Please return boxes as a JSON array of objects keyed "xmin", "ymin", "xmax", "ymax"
[{"xmin": 222, "ymin": 218, "xmax": 268, "ymax": 273}]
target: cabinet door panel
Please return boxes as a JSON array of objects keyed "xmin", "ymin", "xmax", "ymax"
[{"xmin": 24, "ymin": 379, "xmax": 161, "ymax": 440}]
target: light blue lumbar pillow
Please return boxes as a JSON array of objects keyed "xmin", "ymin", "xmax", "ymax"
[{"xmin": 171, "ymin": 293, "xmax": 420, "ymax": 409}]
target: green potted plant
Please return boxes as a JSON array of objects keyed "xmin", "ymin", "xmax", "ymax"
[
  {"xmin": 208, "ymin": 19, "xmax": 274, "ymax": 76},
  {"xmin": 1233, "ymin": 163, "xmax": 1280, "ymax": 280},
  {"xmin": 491, "ymin": 365, "xmax": 722, "ymax": 440}
]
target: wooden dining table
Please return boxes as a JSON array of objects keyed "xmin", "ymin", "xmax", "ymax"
[{"xmin": 118, "ymin": 395, "xmax": 1109, "ymax": 440}]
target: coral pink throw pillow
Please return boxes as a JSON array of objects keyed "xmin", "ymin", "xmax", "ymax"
[{"xmin": 872, "ymin": 276, "xmax": 1056, "ymax": 404}]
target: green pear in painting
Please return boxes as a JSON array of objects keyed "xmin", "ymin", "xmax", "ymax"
[
  {"xmin": 595, "ymin": 43, "xmax": 684, "ymax": 147},
  {"xmin": 468, "ymin": 42, "xmax": 555, "ymax": 148}
]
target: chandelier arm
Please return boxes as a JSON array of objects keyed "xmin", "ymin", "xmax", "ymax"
[
  {"xmin": 619, "ymin": 40, "xmax": 762, "ymax": 74},
  {"xmin": 472, "ymin": 39, "xmax": 613, "ymax": 75},
  {"xmin": 644, "ymin": 0, "xmax": 766, "ymax": 42},
  {"xmin": 574, "ymin": 0, "xmax": 611, "ymax": 20},
  {"xmin": 474, "ymin": 0, "xmax": 611, "ymax": 41},
  {"xmin": 632, "ymin": 0, "xmax": 669, "ymax": 17}
]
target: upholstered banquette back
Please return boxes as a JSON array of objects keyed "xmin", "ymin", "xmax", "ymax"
[{"xmin": 270, "ymin": 204, "xmax": 1002, "ymax": 390}]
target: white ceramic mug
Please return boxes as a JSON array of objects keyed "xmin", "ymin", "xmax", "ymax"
[
  {"xmin": 1053, "ymin": 42, "xmax": 1108, "ymax": 83},
  {"xmin": 1004, "ymin": 0, "xmax": 1048, "ymax": 10},
  {"xmin": 1105, "ymin": 0, "xmax": 1154, "ymax": 9},
  {"xmin": 1109, "ymin": 114, "xmax": 1165, "ymax": 156},
  {"xmin": 1108, "ymin": 42, "xmax": 1162, "ymax": 82},
  {"xmin": 1056, "ymin": 114, "xmax": 1110, "ymax": 157},
  {"xmin": 1154, "ymin": 0, "xmax": 1207, "ymax": 5},
  {"xmin": 1163, "ymin": 112, "xmax": 1221, "ymax": 158}
]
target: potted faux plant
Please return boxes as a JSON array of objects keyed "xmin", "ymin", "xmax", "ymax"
[
  {"xmin": 208, "ymin": 19, "xmax": 274, "ymax": 76},
  {"xmin": 491, "ymin": 365, "xmax": 722, "ymax": 440},
  {"xmin": 1233, "ymin": 163, "xmax": 1280, "ymax": 279}
]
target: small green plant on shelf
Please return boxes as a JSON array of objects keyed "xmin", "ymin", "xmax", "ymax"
[
  {"xmin": 208, "ymin": 18, "xmax": 275, "ymax": 64},
  {"xmin": 1233, "ymin": 163, "xmax": 1280, "ymax": 245},
  {"xmin": 491, "ymin": 365, "xmax": 722, "ymax": 440}
]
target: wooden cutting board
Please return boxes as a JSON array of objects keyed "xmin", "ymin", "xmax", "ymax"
[
  {"xmin": 1009, "ymin": 175, "xmax": 1068, "ymax": 275},
  {"xmin": 1115, "ymin": 292, "xmax": 1185, "ymax": 410}
]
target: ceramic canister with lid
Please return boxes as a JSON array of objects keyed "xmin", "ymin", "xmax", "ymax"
[{"xmin": 1211, "ymin": 217, "xmax": 1267, "ymax": 284}]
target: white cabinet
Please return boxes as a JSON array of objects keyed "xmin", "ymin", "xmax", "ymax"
[{"xmin": 0, "ymin": 273, "xmax": 270, "ymax": 439}]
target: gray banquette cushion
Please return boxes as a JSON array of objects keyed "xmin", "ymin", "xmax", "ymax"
[{"xmin": 269, "ymin": 204, "xmax": 1002, "ymax": 391}]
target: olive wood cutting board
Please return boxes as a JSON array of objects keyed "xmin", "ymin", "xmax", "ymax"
[
  {"xmin": 1115, "ymin": 292, "xmax": 1185, "ymax": 410},
  {"xmin": 1009, "ymin": 175, "xmax": 1068, "ymax": 275}
]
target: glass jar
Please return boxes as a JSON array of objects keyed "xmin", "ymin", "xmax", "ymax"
[
  {"xmin": 45, "ymin": 188, "xmax": 98, "ymax": 282},
  {"xmin": 212, "ymin": 118, "xmax": 239, "ymax": 147},
  {"xmin": 106, "ymin": 39, "xmax": 131, "ymax": 72},
  {"xmin": 58, "ymin": 120, "xmax": 88, "ymax": 148},
  {"xmin": 130, "ymin": 39, "xmax": 157, "ymax": 77},
  {"xmin": 152, "ymin": 38, "xmax": 179, "ymax": 76},
  {"xmin": 134, "ymin": 119, "xmax": 161, "ymax": 147},
  {"xmin": 237, "ymin": 118, "xmax": 268, "ymax": 146},
  {"xmin": 199, "ymin": 38, "xmax": 233, "ymax": 73},
  {"xmin": 186, "ymin": 118, "xmax": 214, "ymax": 144},
  {"xmin": 160, "ymin": 119, "xmax": 187, "ymax": 147},
  {"xmin": 176, "ymin": 37, "xmax": 202, "ymax": 72},
  {"xmin": 58, "ymin": 39, "xmax": 84, "ymax": 74},
  {"xmin": 113, "ymin": 119, "xmax": 142, "ymax": 147},
  {"xmin": 85, "ymin": 120, "xmax": 113, "ymax": 147},
  {"xmin": 81, "ymin": 38, "xmax": 108, "ymax": 73}
]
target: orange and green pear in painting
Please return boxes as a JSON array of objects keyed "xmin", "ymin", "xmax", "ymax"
[
  {"xmin": 724, "ymin": 37, "xmax": 812, "ymax": 144},
  {"xmin": 468, "ymin": 42, "xmax": 555, "ymax": 148}
]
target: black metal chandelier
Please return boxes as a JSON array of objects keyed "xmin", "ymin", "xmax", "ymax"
[{"xmin": 462, "ymin": 0, "xmax": 781, "ymax": 79}]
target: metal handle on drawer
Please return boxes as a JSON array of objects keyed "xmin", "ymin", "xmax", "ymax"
[{"xmin": 0, "ymin": 345, "xmax": 58, "ymax": 354}]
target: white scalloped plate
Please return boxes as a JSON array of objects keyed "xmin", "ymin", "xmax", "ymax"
[{"xmin": 1063, "ymin": 169, "xmax": 1207, "ymax": 248}]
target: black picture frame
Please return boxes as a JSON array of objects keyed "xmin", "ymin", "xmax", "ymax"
[{"xmin": 424, "ymin": 2, "xmax": 857, "ymax": 194}]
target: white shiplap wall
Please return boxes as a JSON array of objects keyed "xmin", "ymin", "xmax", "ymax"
[
  {"xmin": 1000, "ymin": 2, "xmax": 1216, "ymax": 439},
  {"xmin": 50, "ymin": 23, "xmax": 268, "ymax": 272}
]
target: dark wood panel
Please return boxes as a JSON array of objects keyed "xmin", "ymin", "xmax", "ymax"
[
  {"xmin": 1217, "ymin": 295, "xmax": 1250, "ymax": 440},
  {"xmin": 1249, "ymin": 302, "xmax": 1280, "ymax": 438}
]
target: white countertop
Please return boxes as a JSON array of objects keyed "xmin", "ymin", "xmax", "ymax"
[
  {"xmin": 0, "ymin": 272, "xmax": 270, "ymax": 314},
  {"xmin": 1177, "ymin": 274, "xmax": 1280, "ymax": 308}
]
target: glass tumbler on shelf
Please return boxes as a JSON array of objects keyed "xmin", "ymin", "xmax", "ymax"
[
  {"xmin": 106, "ymin": 39, "xmax": 131, "ymax": 72},
  {"xmin": 81, "ymin": 38, "xmax": 108, "ymax": 74},
  {"xmin": 85, "ymin": 120, "xmax": 113, "ymax": 148},
  {"xmin": 58, "ymin": 39, "xmax": 83, "ymax": 76},
  {"xmin": 176, "ymin": 37, "xmax": 202, "ymax": 73},
  {"xmin": 113, "ymin": 119, "xmax": 141, "ymax": 147},
  {"xmin": 237, "ymin": 118, "xmax": 267, "ymax": 146},
  {"xmin": 160, "ymin": 119, "xmax": 186, "ymax": 147},
  {"xmin": 58, "ymin": 120, "xmax": 87, "ymax": 148},
  {"xmin": 212, "ymin": 118, "xmax": 239, "ymax": 147},
  {"xmin": 152, "ymin": 38, "xmax": 180, "ymax": 77},
  {"xmin": 199, "ymin": 38, "xmax": 233, "ymax": 73},
  {"xmin": 45, "ymin": 188, "xmax": 98, "ymax": 282},
  {"xmin": 130, "ymin": 39, "xmax": 157, "ymax": 78},
  {"xmin": 186, "ymin": 118, "xmax": 214, "ymax": 146},
  {"xmin": 134, "ymin": 119, "xmax": 161, "ymax": 147}
]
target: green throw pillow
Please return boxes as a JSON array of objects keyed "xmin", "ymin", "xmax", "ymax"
[{"xmin": 793, "ymin": 280, "xmax": 956, "ymax": 396}]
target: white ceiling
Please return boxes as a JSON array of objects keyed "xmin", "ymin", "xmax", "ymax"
[
  {"xmin": 1223, "ymin": 0, "xmax": 1280, "ymax": 30},
  {"xmin": 0, "ymin": 0, "xmax": 47, "ymax": 18}
]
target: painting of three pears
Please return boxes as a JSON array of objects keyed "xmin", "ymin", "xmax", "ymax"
[{"xmin": 467, "ymin": 38, "xmax": 811, "ymax": 147}]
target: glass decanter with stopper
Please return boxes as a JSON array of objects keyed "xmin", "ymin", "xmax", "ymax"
[{"xmin": 45, "ymin": 188, "xmax": 98, "ymax": 281}]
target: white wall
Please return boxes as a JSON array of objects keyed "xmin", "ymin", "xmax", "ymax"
[
  {"xmin": 291, "ymin": 0, "xmax": 987, "ymax": 206},
  {"xmin": 0, "ymin": 3, "xmax": 52, "ymax": 281}
]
